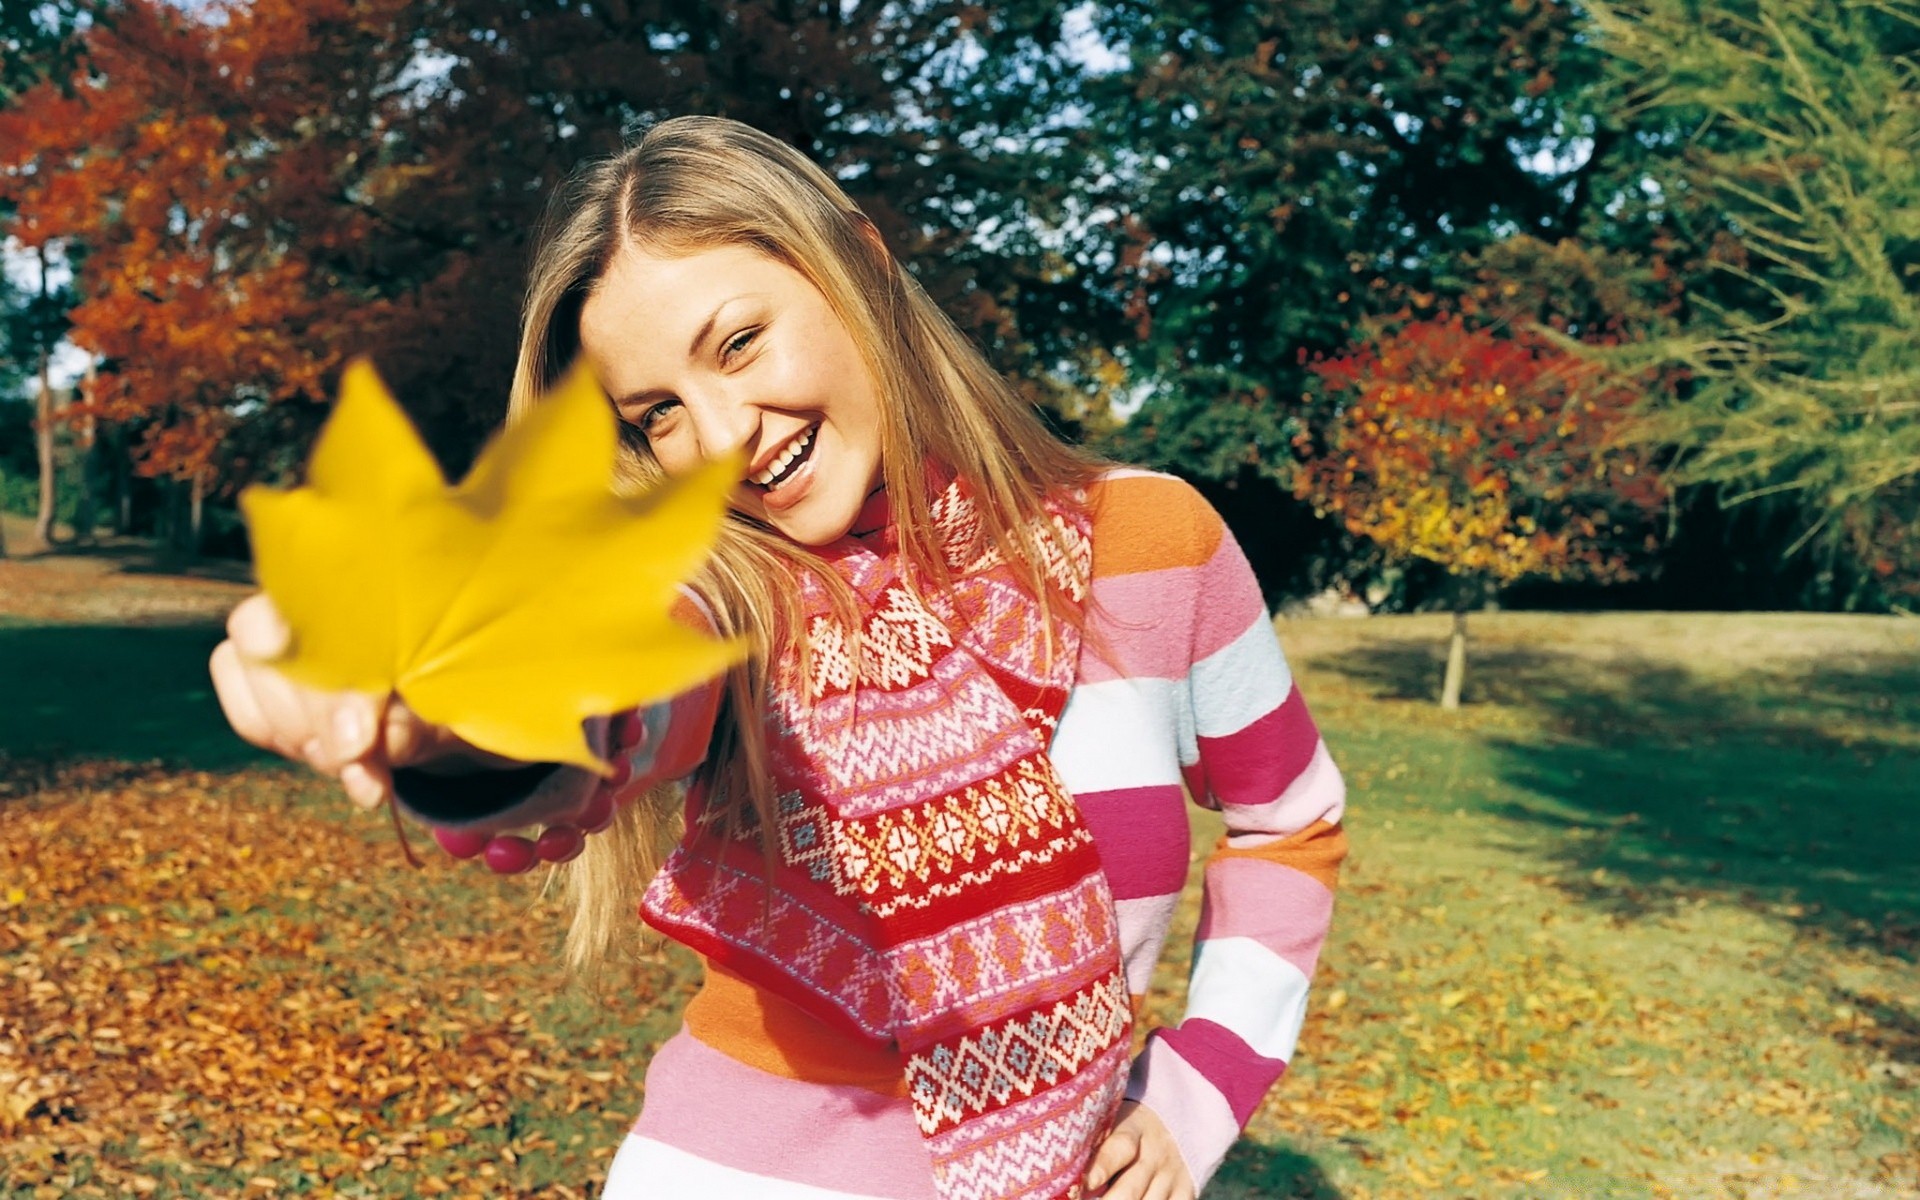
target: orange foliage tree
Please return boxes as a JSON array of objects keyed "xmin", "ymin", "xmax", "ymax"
[
  {"xmin": 1295, "ymin": 313, "xmax": 1666, "ymax": 706},
  {"xmin": 2, "ymin": 0, "xmax": 1095, "ymax": 554},
  {"xmin": 0, "ymin": 0, "xmax": 414, "ymax": 542}
]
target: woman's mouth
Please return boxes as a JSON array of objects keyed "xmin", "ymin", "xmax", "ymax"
[{"xmin": 749, "ymin": 425, "xmax": 818, "ymax": 493}]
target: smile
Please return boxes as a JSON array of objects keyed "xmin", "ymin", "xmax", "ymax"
[{"xmin": 749, "ymin": 425, "xmax": 818, "ymax": 491}]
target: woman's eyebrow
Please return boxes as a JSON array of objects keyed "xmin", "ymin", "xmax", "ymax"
[
  {"xmin": 609, "ymin": 292, "xmax": 774, "ymax": 412},
  {"xmin": 687, "ymin": 293, "xmax": 772, "ymax": 359}
]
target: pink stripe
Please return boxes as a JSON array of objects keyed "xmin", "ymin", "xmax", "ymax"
[
  {"xmin": 1157, "ymin": 1019, "xmax": 1288, "ymax": 1127},
  {"xmin": 1075, "ymin": 784, "xmax": 1192, "ymax": 900},
  {"xmin": 633, "ymin": 1030, "xmax": 936, "ymax": 1199},
  {"xmin": 1193, "ymin": 688, "xmax": 1319, "ymax": 808},
  {"xmin": 1188, "ymin": 535, "xmax": 1267, "ymax": 663},
  {"xmin": 1113, "ymin": 893, "xmax": 1176, "ymax": 995},
  {"xmin": 1081, "ymin": 569, "xmax": 1203, "ymax": 682},
  {"xmin": 1195, "ymin": 856, "xmax": 1335, "ymax": 980},
  {"xmin": 1123, "ymin": 1033, "xmax": 1240, "ymax": 1188},
  {"xmin": 1220, "ymin": 740, "xmax": 1345, "ymax": 835}
]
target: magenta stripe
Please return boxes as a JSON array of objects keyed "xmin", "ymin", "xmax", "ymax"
[
  {"xmin": 1196, "ymin": 857, "xmax": 1335, "ymax": 979},
  {"xmin": 1221, "ymin": 740, "xmax": 1345, "ymax": 838},
  {"xmin": 633, "ymin": 1031, "xmax": 936, "ymax": 1199},
  {"xmin": 1075, "ymin": 784, "xmax": 1193, "ymax": 900},
  {"xmin": 1194, "ymin": 688, "xmax": 1319, "ymax": 808},
  {"xmin": 1188, "ymin": 535, "xmax": 1267, "ymax": 663},
  {"xmin": 1158, "ymin": 1019, "xmax": 1289, "ymax": 1127}
]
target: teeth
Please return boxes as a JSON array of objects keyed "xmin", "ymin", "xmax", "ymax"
[{"xmin": 750, "ymin": 426, "xmax": 816, "ymax": 487}]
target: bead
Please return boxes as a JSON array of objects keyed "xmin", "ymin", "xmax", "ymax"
[
  {"xmin": 576, "ymin": 789, "xmax": 616, "ymax": 834},
  {"xmin": 434, "ymin": 828, "xmax": 490, "ymax": 860},
  {"xmin": 483, "ymin": 835, "xmax": 538, "ymax": 875},
  {"xmin": 535, "ymin": 825, "xmax": 585, "ymax": 864}
]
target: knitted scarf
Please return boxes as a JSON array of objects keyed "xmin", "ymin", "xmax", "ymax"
[{"xmin": 641, "ymin": 478, "xmax": 1132, "ymax": 1200}]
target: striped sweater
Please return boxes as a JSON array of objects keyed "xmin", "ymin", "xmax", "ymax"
[{"xmin": 585, "ymin": 469, "xmax": 1347, "ymax": 1197}]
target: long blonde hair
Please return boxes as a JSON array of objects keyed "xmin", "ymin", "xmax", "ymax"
[{"xmin": 509, "ymin": 116, "xmax": 1103, "ymax": 975}]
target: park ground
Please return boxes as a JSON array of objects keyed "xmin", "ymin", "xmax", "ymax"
[{"xmin": 2, "ymin": 519, "xmax": 1917, "ymax": 1200}]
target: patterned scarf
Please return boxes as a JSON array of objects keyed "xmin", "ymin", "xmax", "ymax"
[{"xmin": 642, "ymin": 478, "xmax": 1132, "ymax": 1200}]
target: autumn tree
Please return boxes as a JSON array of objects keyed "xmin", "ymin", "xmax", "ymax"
[
  {"xmin": 1, "ymin": 0, "xmax": 1103, "ymax": 554},
  {"xmin": 1066, "ymin": 4, "xmax": 1616, "ymax": 527},
  {"xmin": 1587, "ymin": 0, "xmax": 1920, "ymax": 604},
  {"xmin": 1297, "ymin": 313, "xmax": 1666, "ymax": 706}
]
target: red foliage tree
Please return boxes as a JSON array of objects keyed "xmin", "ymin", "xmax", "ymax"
[
  {"xmin": 0, "ymin": 0, "xmax": 412, "ymax": 540},
  {"xmin": 1295, "ymin": 312, "xmax": 1666, "ymax": 706}
]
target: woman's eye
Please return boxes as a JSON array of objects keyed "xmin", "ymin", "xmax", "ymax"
[
  {"xmin": 637, "ymin": 399, "xmax": 680, "ymax": 434},
  {"xmin": 722, "ymin": 328, "xmax": 759, "ymax": 363}
]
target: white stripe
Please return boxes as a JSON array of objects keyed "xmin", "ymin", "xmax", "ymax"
[
  {"xmin": 1182, "ymin": 936, "xmax": 1313, "ymax": 1064},
  {"xmin": 1050, "ymin": 676, "xmax": 1184, "ymax": 794},
  {"xmin": 1096, "ymin": 466, "xmax": 1170, "ymax": 482},
  {"xmin": 1189, "ymin": 613, "xmax": 1294, "ymax": 740},
  {"xmin": 602, "ymin": 1135, "xmax": 908, "ymax": 1200}
]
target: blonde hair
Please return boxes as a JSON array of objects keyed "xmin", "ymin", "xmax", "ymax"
[{"xmin": 510, "ymin": 116, "xmax": 1103, "ymax": 976}]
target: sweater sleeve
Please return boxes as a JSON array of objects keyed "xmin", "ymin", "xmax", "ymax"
[
  {"xmin": 1122, "ymin": 505, "xmax": 1348, "ymax": 1190},
  {"xmin": 392, "ymin": 587, "xmax": 726, "ymax": 830}
]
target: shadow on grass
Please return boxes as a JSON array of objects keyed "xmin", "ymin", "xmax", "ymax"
[
  {"xmin": 1317, "ymin": 634, "xmax": 1920, "ymax": 966},
  {"xmin": 1211, "ymin": 1140, "xmax": 1345, "ymax": 1199},
  {"xmin": 0, "ymin": 620, "xmax": 267, "ymax": 773}
]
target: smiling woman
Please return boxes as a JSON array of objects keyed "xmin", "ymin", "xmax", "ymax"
[
  {"xmin": 209, "ymin": 115, "xmax": 1348, "ymax": 1200},
  {"xmin": 578, "ymin": 243, "xmax": 885, "ymax": 547}
]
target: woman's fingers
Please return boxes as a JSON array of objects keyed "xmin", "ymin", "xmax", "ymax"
[
  {"xmin": 226, "ymin": 593, "xmax": 291, "ymax": 660},
  {"xmin": 1085, "ymin": 1103, "xmax": 1193, "ymax": 1200},
  {"xmin": 210, "ymin": 639, "xmax": 281, "ymax": 753},
  {"xmin": 1084, "ymin": 1122, "xmax": 1140, "ymax": 1195},
  {"xmin": 339, "ymin": 759, "xmax": 392, "ymax": 810}
]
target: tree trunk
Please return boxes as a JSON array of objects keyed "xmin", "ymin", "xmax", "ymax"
[
  {"xmin": 186, "ymin": 469, "xmax": 206, "ymax": 557},
  {"xmin": 112, "ymin": 426, "xmax": 133, "ymax": 534},
  {"xmin": 32, "ymin": 244, "xmax": 58, "ymax": 547},
  {"xmin": 1440, "ymin": 607, "xmax": 1469, "ymax": 710},
  {"xmin": 72, "ymin": 361, "xmax": 98, "ymax": 544}
]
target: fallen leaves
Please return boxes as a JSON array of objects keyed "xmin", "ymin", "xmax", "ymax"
[{"xmin": 1, "ymin": 761, "xmax": 680, "ymax": 1198}]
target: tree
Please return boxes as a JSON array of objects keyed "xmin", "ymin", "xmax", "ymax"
[
  {"xmin": 1296, "ymin": 313, "xmax": 1666, "ymax": 706},
  {"xmin": 1071, "ymin": 1, "xmax": 1615, "ymax": 475},
  {"xmin": 1587, "ymin": 0, "xmax": 1920, "ymax": 603},
  {"xmin": 0, "ymin": 0, "xmax": 1102, "ymax": 531}
]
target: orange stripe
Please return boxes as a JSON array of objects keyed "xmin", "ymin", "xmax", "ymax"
[
  {"xmin": 682, "ymin": 959, "xmax": 907, "ymax": 1096},
  {"xmin": 1086, "ymin": 474, "xmax": 1224, "ymax": 578},
  {"xmin": 1212, "ymin": 819, "xmax": 1347, "ymax": 893},
  {"xmin": 669, "ymin": 590, "xmax": 715, "ymax": 635}
]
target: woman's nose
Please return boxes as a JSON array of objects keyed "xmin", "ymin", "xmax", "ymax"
[{"xmin": 684, "ymin": 387, "xmax": 758, "ymax": 461}]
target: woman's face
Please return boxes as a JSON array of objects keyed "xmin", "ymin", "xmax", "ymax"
[{"xmin": 578, "ymin": 241, "xmax": 886, "ymax": 546}]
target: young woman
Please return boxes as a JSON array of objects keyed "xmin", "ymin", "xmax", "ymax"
[{"xmin": 211, "ymin": 116, "xmax": 1348, "ymax": 1200}]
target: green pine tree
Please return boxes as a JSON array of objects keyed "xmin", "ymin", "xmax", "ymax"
[{"xmin": 1589, "ymin": 0, "xmax": 1920, "ymax": 601}]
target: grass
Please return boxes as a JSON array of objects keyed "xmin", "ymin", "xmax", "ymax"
[{"xmin": 3, "ymin": 583, "xmax": 1917, "ymax": 1199}]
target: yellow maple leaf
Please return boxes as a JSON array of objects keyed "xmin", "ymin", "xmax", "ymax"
[{"xmin": 241, "ymin": 359, "xmax": 744, "ymax": 772}]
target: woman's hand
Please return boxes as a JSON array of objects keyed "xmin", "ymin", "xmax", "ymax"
[
  {"xmin": 1084, "ymin": 1101, "xmax": 1195, "ymax": 1200},
  {"xmin": 209, "ymin": 593, "xmax": 486, "ymax": 809}
]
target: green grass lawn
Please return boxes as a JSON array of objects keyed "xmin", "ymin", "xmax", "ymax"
[{"xmin": 3, "ymin": 603, "xmax": 1917, "ymax": 1199}]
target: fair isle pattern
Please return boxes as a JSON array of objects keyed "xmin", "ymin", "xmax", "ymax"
[
  {"xmin": 926, "ymin": 1035, "xmax": 1131, "ymax": 1200},
  {"xmin": 642, "ymin": 480, "xmax": 1130, "ymax": 1200},
  {"xmin": 906, "ymin": 969, "xmax": 1130, "ymax": 1133},
  {"xmin": 641, "ymin": 856, "xmax": 1122, "ymax": 1044},
  {"xmin": 775, "ymin": 757, "xmax": 1088, "ymax": 902}
]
